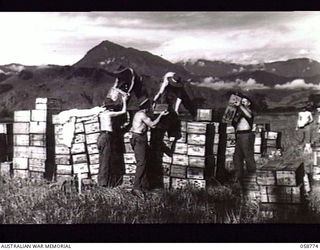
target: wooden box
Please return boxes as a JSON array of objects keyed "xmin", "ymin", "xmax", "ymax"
[
  {"xmin": 188, "ymin": 156, "xmax": 206, "ymax": 168},
  {"xmin": 74, "ymin": 134, "xmax": 85, "ymax": 144},
  {"xmin": 13, "ymin": 122, "xmax": 29, "ymax": 134},
  {"xmin": 162, "ymin": 154, "xmax": 172, "ymax": 164},
  {"xmin": 172, "ymin": 154, "xmax": 188, "ymax": 166},
  {"xmin": 225, "ymin": 147, "xmax": 235, "ymax": 156},
  {"xmin": 52, "ymin": 115, "xmax": 61, "ymax": 125},
  {"xmin": 87, "ymin": 144, "xmax": 99, "ymax": 155},
  {"xmin": 14, "ymin": 110, "xmax": 31, "ymax": 122},
  {"xmin": 29, "ymin": 146, "xmax": 46, "ymax": 159},
  {"xmin": 187, "ymin": 167, "xmax": 204, "ymax": 180},
  {"xmin": 171, "ymin": 177, "xmax": 188, "ymax": 189},
  {"xmin": 222, "ymin": 105, "xmax": 237, "ymax": 124},
  {"xmin": 196, "ymin": 109, "xmax": 213, "ymax": 121},
  {"xmin": 71, "ymin": 143, "xmax": 86, "ymax": 154},
  {"xmin": 123, "ymin": 153, "xmax": 136, "ymax": 164},
  {"xmin": 122, "ymin": 175, "xmax": 135, "ymax": 187},
  {"xmin": 89, "ymin": 164, "xmax": 99, "ymax": 175},
  {"xmin": 170, "ymin": 165, "xmax": 187, "ymax": 178},
  {"xmin": 256, "ymin": 170, "xmax": 276, "ymax": 185},
  {"xmin": 13, "ymin": 146, "xmax": 29, "ymax": 158},
  {"xmin": 89, "ymin": 154, "xmax": 99, "ymax": 165},
  {"xmin": 213, "ymin": 134, "xmax": 219, "ymax": 144},
  {"xmin": 75, "ymin": 123, "xmax": 85, "ymax": 134},
  {"xmin": 187, "ymin": 122, "xmax": 211, "ymax": 134},
  {"xmin": 213, "ymin": 144, "xmax": 219, "ymax": 155},
  {"xmin": 187, "ymin": 134, "xmax": 206, "ymax": 145},
  {"xmin": 276, "ymin": 162, "xmax": 304, "ymax": 186},
  {"xmin": 84, "ymin": 122, "xmax": 100, "ymax": 134},
  {"xmin": 55, "ymin": 145, "xmax": 71, "ymax": 155},
  {"xmin": 188, "ymin": 179, "xmax": 206, "ymax": 190},
  {"xmin": 86, "ymin": 133, "xmax": 100, "ymax": 144},
  {"xmin": 125, "ymin": 164, "xmax": 136, "ymax": 174},
  {"xmin": 180, "ymin": 121, "xmax": 187, "ymax": 132},
  {"xmin": 72, "ymin": 154, "xmax": 88, "ymax": 164},
  {"xmin": 226, "ymin": 126, "xmax": 235, "ymax": 134},
  {"xmin": 55, "ymin": 155, "xmax": 71, "ymax": 165},
  {"xmin": 31, "ymin": 110, "xmax": 47, "ymax": 122},
  {"xmin": 254, "ymin": 145, "xmax": 262, "ymax": 154},
  {"xmin": 264, "ymin": 131, "xmax": 279, "ymax": 140},
  {"xmin": 173, "ymin": 143, "xmax": 188, "ymax": 155},
  {"xmin": 162, "ymin": 163, "xmax": 171, "ymax": 176},
  {"xmin": 187, "ymin": 145, "xmax": 206, "ymax": 157},
  {"xmin": 123, "ymin": 132, "xmax": 132, "ymax": 143},
  {"xmin": 29, "ymin": 158, "xmax": 46, "ymax": 172},
  {"xmin": 0, "ymin": 162, "xmax": 12, "ymax": 177},
  {"xmin": 13, "ymin": 157, "xmax": 28, "ymax": 170},
  {"xmin": 56, "ymin": 164, "xmax": 73, "ymax": 175},
  {"xmin": 124, "ymin": 143, "xmax": 134, "ymax": 153},
  {"xmin": 14, "ymin": 134, "xmax": 29, "ymax": 146},
  {"xmin": 13, "ymin": 169, "xmax": 29, "ymax": 179},
  {"xmin": 29, "ymin": 122, "xmax": 46, "ymax": 134},
  {"xmin": 73, "ymin": 162, "xmax": 89, "ymax": 174},
  {"xmin": 30, "ymin": 134, "xmax": 46, "ymax": 147},
  {"xmin": 163, "ymin": 176, "xmax": 170, "ymax": 189}
]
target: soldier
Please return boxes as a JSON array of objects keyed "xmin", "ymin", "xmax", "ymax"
[{"xmin": 130, "ymin": 99, "xmax": 169, "ymax": 197}]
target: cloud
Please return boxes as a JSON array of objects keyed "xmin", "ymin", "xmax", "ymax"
[
  {"xmin": 192, "ymin": 77, "xmax": 269, "ymax": 90},
  {"xmin": 275, "ymin": 79, "xmax": 320, "ymax": 90}
]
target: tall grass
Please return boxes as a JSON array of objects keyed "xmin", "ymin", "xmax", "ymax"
[{"xmin": 0, "ymin": 176, "xmax": 263, "ymax": 224}]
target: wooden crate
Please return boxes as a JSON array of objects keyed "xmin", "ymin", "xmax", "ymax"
[
  {"xmin": 256, "ymin": 170, "xmax": 276, "ymax": 185},
  {"xmin": 173, "ymin": 143, "xmax": 188, "ymax": 155},
  {"xmin": 13, "ymin": 157, "xmax": 28, "ymax": 170},
  {"xmin": 187, "ymin": 122, "xmax": 213, "ymax": 134},
  {"xmin": 0, "ymin": 162, "xmax": 12, "ymax": 177},
  {"xmin": 170, "ymin": 165, "xmax": 187, "ymax": 178},
  {"xmin": 13, "ymin": 169, "xmax": 29, "ymax": 179},
  {"xmin": 89, "ymin": 154, "xmax": 99, "ymax": 165},
  {"xmin": 13, "ymin": 122, "xmax": 30, "ymax": 134},
  {"xmin": 31, "ymin": 110, "xmax": 47, "ymax": 122},
  {"xmin": 125, "ymin": 164, "xmax": 136, "ymax": 174},
  {"xmin": 73, "ymin": 162, "xmax": 89, "ymax": 174},
  {"xmin": 52, "ymin": 115, "xmax": 61, "ymax": 125},
  {"xmin": 75, "ymin": 123, "xmax": 85, "ymax": 134},
  {"xmin": 13, "ymin": 146, "xmax": 29, "ymax": 158},
  {"xmin": 187, "ymin": 167, "xmax": 204, "ymax": 180},
  {"xmin": 123, "ymin": 153, "xmax": 136, "ymax": 164},
  {"xmin": 172, "ymin": 154, "xmax": 188, "ymax": 166},
  {"xmin": 89, "ymin": 164, "xmax": 99, "ymax": 175},
  {"xmin": 123, "ymin": 132, "xmax": 132, "ymax": 143},
  {"xmin": 187, "ymin": 145, "xmax": 206, "ymax": 157},
  {"xmin": 162, "ymin": 163, "xmax": 171, "ymax": 176},
  {"xmin": 187, "ymin": 134, "xmax": 206, "ymax": 145},
  {"xmin": 84, "ymin": 122, "xmax": 100, "ymax": 134},
  {"xmin": 29, "ymin": 122, "xmax": 46, "ymax": 134},
  {"xmin": 122, "ymin": 174, "xmax": 135, "ymax": 187},
  {"xmin": 213, "ymin": 144, "xmax": 219, "ymax": 155},
  {"xmin": 188, "ymin": 179, "xmax": 206, "ymax": 189},
  {"xmin": 225, "ymin": 147, "xmax": 235, "ymax": 156},
  {"xmin": 30, "ymin": 134, "xmax": 46, "ymax": 147},
  {"xmin": 196, "ymin": 109, "xmax": 213, "ymax": 122},
  {"xmin": 189, "ymin": 156, "xmax": 206, "ymax": 168},
  {"xmin": 86, "ymin": 133, "xmax": 100, "ymax": 144},
  {"xmin": 56, "ymin": 164, "xmax": 73, "ymax": 175},
  {"xmin": 29, "ymin": 158, "xmax": 46, "ymax": 172},
  {"xmin": 71, "ymin": 143, "xmax": 86, "ymax": 154},
  {"xmin": 163, "ymin": 176, "xmax": 170, "ymax": 189},
  {"xmin": 14, "ymin": 111, "xmax": 31, "ymax": 122},
  {"xmin": 275, "ymin": 162, "xmax": 304, "ymax": 186},
  {"xmin": 55, "ymin": 145, "xmax": 71, "ymax": 155},
  {"xmin": 13, "ymin": 134, "xmax": 29, "ymax": 146},
  {"xmin": 162, "ymin": 154, "xmax": 172, "ymax": 164},
  {"xmin": 226, "ymin": 126, "xmax": 235, "ymax": 134},
  {"xmin": 87, "ymin": 143, "xmax": 99, "ymax": 155},
  {"xmin": 72, "ymin": 154, "xmax": 88, "ymax": 164},
  {"xmin": 124, "ymin": 143, "xmax": 134, "ymax": 153},
  {"xmin": 55, "ymin": 155, "xmax": 71, "ymax": 165},
  {"xmin": 74, "ymin": 133, "xmax": 85, "ymax": 144},
  {"xmin": 29, "ymin": 146, "xmax": 46, "ymax": 159},
  {"xmin": 180, "ymin": 121, "xmax": 187, "ymax": 132},
  {"xmin": 171, "ymin": 177, "xmax": 188, "ymax": 189}
]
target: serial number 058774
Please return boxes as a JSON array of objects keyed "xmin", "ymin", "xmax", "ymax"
[{"xmin": 300, "ymin": 244, "xmax": 319, "ymax": 248}]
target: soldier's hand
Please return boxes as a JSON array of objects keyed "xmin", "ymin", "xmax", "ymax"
[{"xmin": 161, "ymin": 110, "xmax": 169, "ymax": 116}]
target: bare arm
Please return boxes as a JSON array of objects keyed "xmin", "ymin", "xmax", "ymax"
[
  {"xmin": 239, "ymin": 105, "xmax": 252, "ymax": 119},
  {"xmin": 127, "ymin": 68, "xmax": 135, "ymax": 93},
  {"xmin": 141, "ymin": 111, "xmax": 168, "ymax": 129},
  {"xmin": 108, "ymin": 95, "xmax": 128, "ymax": 117},
  {"xmin": 153, "ymin": 81, "xmax": 168, "ymax": 102},
  {"xmin": 175, "ymin": 97, "xmax": 182, "ymax": 114}
]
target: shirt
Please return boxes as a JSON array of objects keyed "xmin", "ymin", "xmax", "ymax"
[{"xmin": 297, "ymin": 111, "xmax": 313, "ymax": 128}]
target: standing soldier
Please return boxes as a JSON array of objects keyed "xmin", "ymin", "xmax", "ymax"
[
  {"xmin": 296, "ymin": 103, "xmax": 314, "ymax": 153},
  {"xmin": 232, "ymin": 96, "xmax": 256, "ymax": 182},
  {"xmin": 97, "ymin": 94, "xmax": 128, "ymax": 187},
  {"xmin": 130, "ymin": 99, "xmax": 169, "ymax": 197}
]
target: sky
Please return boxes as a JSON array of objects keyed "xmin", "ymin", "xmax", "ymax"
[{"xmin": 1, "ymin": 12, "xmax": 320, "ymax": 66}]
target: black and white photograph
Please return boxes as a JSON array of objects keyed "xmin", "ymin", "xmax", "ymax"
[{"xmin": 0, "ymin": 11, "xmax": 320, "ymax": 234}]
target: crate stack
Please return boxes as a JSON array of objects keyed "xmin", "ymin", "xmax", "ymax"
[
  {"xmin": 311, "ymin": 142, "xmax": 320, "ymax": 184},
  {"xmin": 252, "ymin": 123, "xmax": 270, "ymax": 162},
  {"xmin": 262, "ymin": 131, "xmax": 282, "ymax": 158},
  {"xmin": 12, "ymin": 98, "xmax": 61, "ymax": 180},
  {"xmin": 53, "ymin": 114, "xmax": 101, "ymax": 183},
  {"xmin": 258, "ymin": 161, "xmax": 305, "ymax": 206},
  {"xmin": 158, "ymin": 109, "xmax": 216, "ymax": 190}
]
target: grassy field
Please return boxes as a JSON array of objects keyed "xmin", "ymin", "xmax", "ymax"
[{"xmin": 1, "ymin": 112, "xmax": 320, "ymax": 224}]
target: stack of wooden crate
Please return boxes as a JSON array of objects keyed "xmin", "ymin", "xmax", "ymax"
[
  {"xmin": 311, "ymin": 142, "xmax": 320, "ymax": 183},
  {"xmin": 12, "ymin": 98, "xmax": 61, "ymax": 180},
  {"xmin": 262, "ymin": 131, "xmax": 282, "ymax": 158},
  {"xmin": 53, "ymin": 114, "xmax": 100, "ymax": 183}
]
